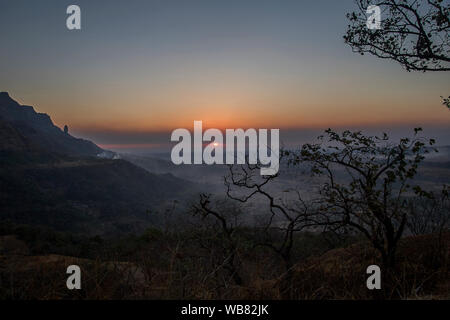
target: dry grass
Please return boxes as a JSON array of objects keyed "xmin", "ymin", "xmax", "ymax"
[{"xmin": 0, "ymin": 233, "xmax": 448, "ymax": 300}]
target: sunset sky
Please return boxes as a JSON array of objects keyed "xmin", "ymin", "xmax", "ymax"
[{"xmin": 1, "ymin": 0, "xmax": 449, "ymax": 150}]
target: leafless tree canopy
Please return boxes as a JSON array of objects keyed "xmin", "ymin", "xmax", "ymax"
[{"xmin": 224, "ymin": 163, "xmax": 322, "ymax": 269}]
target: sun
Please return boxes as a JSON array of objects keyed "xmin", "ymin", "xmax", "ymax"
[{"xmin": 213, "ymin": 142, "xmax": 219, "ymax": 147}]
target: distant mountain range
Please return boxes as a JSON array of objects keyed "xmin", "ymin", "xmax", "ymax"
[{"xmin": 0, "ymin": 92, "xmax": 196, "ymax": 235}]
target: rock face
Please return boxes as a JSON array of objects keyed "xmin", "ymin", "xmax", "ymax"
[{"xmin": 0, "ymin": 92, "xmax": 102, "ymax": 156}]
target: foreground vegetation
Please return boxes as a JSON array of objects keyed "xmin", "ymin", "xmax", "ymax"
[{"xmin": 0, "ymin": 221, "xmax": 448, "ymax": 300}]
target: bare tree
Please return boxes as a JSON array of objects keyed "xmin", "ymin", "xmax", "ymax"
[
  {"xmin": 191, "ymin": 195, "xmax": 244, "ymax": 285},
  {"xmin": 287, "ymin": 128, "xmax": 437, "ymax": 269},
  {"xmin": 224, "ymin": 163, "xmax": 322, "ymax": 270}
]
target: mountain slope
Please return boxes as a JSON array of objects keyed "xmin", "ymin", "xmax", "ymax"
[
  {"xmin": 0, "ymin": 92, "xmax": 102, "ymax": 157},
  {"xmin": 0, "ymin": 92, "xmax": 196, "ymax": 235},
  {"xmin": 0, "ymin": 157, "xmax": 192, "ymax": 235}
]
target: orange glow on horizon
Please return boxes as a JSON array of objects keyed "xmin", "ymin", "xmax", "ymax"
[
  {"xmin": 69, "ymin": 111, "xmax": 450, "ymax": 134},
  {"xmin": 18, "ymin": 82, "xmax": 450, "ymax": 135}
]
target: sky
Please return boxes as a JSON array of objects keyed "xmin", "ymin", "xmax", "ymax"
[{"xmin": 0, "ymin": 0, "xmax": 449, "ymax": 150}]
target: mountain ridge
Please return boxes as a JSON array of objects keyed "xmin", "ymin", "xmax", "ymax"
[
  {"xmin": 0, "ymin": 92, "xmax": 196, "ymax": 235},
  {"xmin": 0, "ymin": 92, "xmax": 102, "ymax": 157}
]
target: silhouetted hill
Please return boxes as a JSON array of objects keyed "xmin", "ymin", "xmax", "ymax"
[
  {"xmin": 0, "ymin": 93, "xmax": 197, "ymax": 235},
  {"xmin": 0, "ymin": 92, "xmax": 101, "ymax": 156},
  {"xmin": 0, "ymin": 157, "xmax": 193, "ymax": 235}
]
